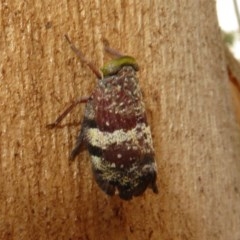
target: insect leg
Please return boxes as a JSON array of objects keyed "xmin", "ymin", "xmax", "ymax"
[
  {"xmin": 64, "ymin": 35, "xmax": 102, "ymax": 79},
  {"xmin": 46, "ymin": 96, "xmax": 89, "ymax": 129},
  {"xmin": 69, "ymin": 127, "xmax": 85, "ymax": 160}
]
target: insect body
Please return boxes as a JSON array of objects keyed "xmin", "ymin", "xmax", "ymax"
[{"xmin": 48, "ymin": 36, "xmax": 158, "ymax": 200}]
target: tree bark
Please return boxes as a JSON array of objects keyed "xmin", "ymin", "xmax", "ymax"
[
  {"xmin": 1, "ymin": 1, "xmax": 240, "ymax": 240},
  {"xmin": 225, "ymin": 45, "xmax": 240, "ymax": 126}
]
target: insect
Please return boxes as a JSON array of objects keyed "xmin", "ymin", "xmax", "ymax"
[{"xmin": 47, "ymin": 35, "xmax": 158, "ymax": 200}]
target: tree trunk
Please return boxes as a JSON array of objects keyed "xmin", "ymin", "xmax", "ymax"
[{"xmin": 1, "ymin": 1, "xmax": 240, "ymax": 239}]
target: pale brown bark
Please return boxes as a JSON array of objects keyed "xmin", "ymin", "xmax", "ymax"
[{"xmin": 1, "ymin": 1, "xmax": 240, "ymax": 240}]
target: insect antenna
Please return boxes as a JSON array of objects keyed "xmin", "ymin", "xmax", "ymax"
[
  {"xmin": 64, "ymin": 34, "xmax": 102, "ymax": 79},
  {"xmin": 103, "ymin": 38, "xmax": 124, "ymax": 58}
]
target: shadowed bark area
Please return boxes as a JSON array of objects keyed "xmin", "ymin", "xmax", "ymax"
[
  {"xmin": 1, "ymin": 1, "xmax": 240, "ymax": 239},
  {"xmin": 225, "ymin": 45, "xmax": 240, "ymax": 126}
]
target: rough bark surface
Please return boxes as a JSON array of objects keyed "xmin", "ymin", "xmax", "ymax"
[
  {"xmin": 1, "ymin": 1, "xmax": 240, "ymax": 240},
  {"xmin": 225, "ymin": 45, "xmax": 240, "ymax": 126}
]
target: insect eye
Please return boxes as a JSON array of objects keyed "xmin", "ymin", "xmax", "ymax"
[{"xmin": 101, "ymin": 56, "xmax": 139, "ymax": 77}]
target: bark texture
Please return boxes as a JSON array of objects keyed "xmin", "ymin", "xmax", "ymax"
[
  {"xmin": 1, "ymin": 1, "xmax": 240, "ymax": 240},
  {"xmin": 225, "ymin": 45, "xmax": 240, "ymax": 126}
]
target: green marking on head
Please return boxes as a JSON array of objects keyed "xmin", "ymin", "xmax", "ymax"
[{"xmin": 101, "ymin": 56, "xmax": 139, "ymax": 77}]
